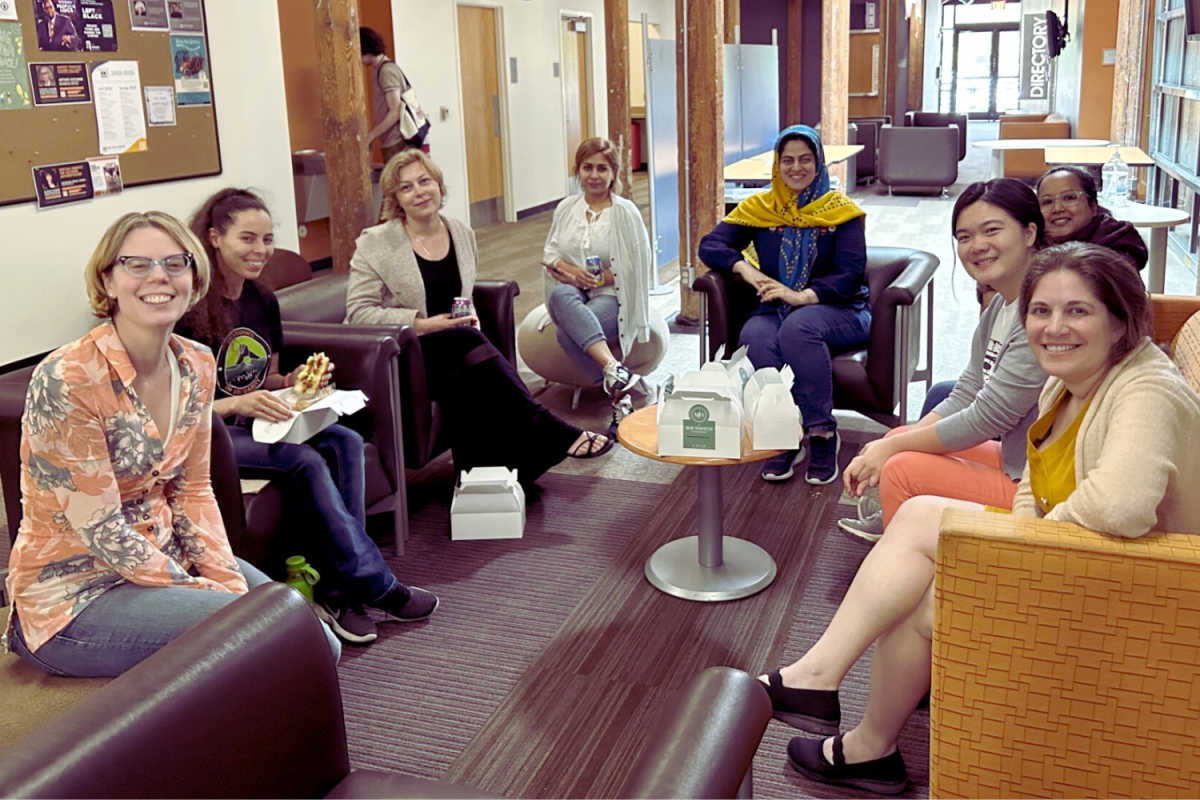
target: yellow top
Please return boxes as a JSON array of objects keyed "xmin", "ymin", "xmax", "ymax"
[{"xmin": 1025, "ymin": 391, "xmax": 1092, "ymax": 515}]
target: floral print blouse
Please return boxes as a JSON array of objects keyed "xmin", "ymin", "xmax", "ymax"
[{"xmin": 4, "ymin": 322, "xmax": 247, "ymax": 653}]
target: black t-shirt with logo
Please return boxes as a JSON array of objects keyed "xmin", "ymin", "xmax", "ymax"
[{"xmin": 177, "ymin": 280, "xmax": 283, "ymax": 400}]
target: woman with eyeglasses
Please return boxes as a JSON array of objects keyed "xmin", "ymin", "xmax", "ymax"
[
  {"xmin": 177, "ymin": 188, "xmax": 438, "ymax": 648},
  {"xmin": 4, "ymin": 211, "xmax": 341, "ymax": 677},
  {"xmin": 1035, "ymin": 165, "xmax": 1147, "ymax": 270}
]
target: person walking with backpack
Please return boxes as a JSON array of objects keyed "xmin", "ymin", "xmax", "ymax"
[{"xmin": 360, "ymin": 27, "xmax": 430, "ymax": 162}]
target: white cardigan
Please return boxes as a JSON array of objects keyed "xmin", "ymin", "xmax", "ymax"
[
  {"xmin": 537, "ymin": 193, "xmax": 653, "ymax": 358},
  {"xmin": 1011, "ymin": 338, "xmax": 1200, "ymax": 537}
]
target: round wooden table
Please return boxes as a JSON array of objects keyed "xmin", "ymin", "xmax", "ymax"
[{"xmin": 617, "ymin": 405, "xmax": 783, "ymax": 602}]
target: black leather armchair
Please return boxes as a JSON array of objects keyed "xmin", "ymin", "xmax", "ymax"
[
  {"xmin": 694, "ymin": 247, "xmax": 939, "ymax": 427},
  {"xmin": 0, "ymin": 584, "xmax": 771, "ymax": 800},
  {"xmin": 849, "ymin": 115, "xmax": 892, "ymax": 184},
  {"xmin": 276, "ymin": 273, "xmax": 521, "ymax": 472}
]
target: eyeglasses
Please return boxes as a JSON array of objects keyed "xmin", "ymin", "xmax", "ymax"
[
  {"xmin": 113, "ymin": 253, "xmax": 194, "ymax": 277},
  {"xmin": 1038, "ymin": 191, "xmax": 1087, "ymax": 209}
]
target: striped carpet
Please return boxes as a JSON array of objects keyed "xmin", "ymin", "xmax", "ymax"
[{"xmin": 337, "ymin": 470, "xmax": 664, "ymax": 779}]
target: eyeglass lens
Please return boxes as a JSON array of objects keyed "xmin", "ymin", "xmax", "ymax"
[{"xmin": 118, "ymin": 255, "xmax": 192, "ymax": 275}]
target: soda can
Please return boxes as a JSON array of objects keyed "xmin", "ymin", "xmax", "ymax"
[
  {"xmin": 585, "ymin": 255, "xmax": 604, "ymax": 278},
  {"xmin": 451, "ymin": 296, "xmax": 474, "ymax": 319}
]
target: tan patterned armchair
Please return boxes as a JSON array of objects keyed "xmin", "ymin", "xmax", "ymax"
[{"xmin": 929, "ymin": 295, "xmax": 1200, "ymax": 798}]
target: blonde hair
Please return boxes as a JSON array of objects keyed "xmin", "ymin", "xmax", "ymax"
[
  {"xmin": 574, "ymin": 137, "xmax": 623, "ymax": 197},
  {"xmin": 85, "ymin": 211, "xmax": 211, "ymax": 318},
  {"xmin": 379, "ymin": 149, "xmax": 447, "ymax": 223}
]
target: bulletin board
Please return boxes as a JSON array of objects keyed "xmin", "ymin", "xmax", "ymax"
[{"xmin": 0, "ymin": 0, "xmax": 220, "ymax": 208}]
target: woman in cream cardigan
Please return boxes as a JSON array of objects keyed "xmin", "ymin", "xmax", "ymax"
[
  {"xmin": 762, "ymin": 242, "xmax": 1200, "ymax": 795},
  {"xmin": 540, "ymin": 137, "xmax": 655, "ymax": 398},
  {"xmin": 346, "ymin": 150, "xmax": 613, "ymax": 491}
]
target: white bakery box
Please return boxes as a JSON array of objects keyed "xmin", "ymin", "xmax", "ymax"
[
  {"xmin": 656, "ymin": 363, "xmax": 744, "ymax": 459},
  {"xmin": 450, "ymin": 467, "xmax": 526, "ymax": 540},
  {"xmin": 742, "ymin": 367, "xmax": 801, "ymax": 451}
]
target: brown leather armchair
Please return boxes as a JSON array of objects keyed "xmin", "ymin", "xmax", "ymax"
[
  {"xmin": 904, "ymin": 111, "xmax": 969, "ymax": 161},
  {"xmin": 0, "ymin": 577, "xmax": 771, "ymax": 800},
  {"xmin": 276, "ymin": 272, "xmax": 521, "ymax": 472},
  {"xmin": 693, "ymin": 247, "xmax": 938, "ymax": 426}
]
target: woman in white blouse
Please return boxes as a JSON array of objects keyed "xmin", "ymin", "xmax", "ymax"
[{"xmin": 542, "ymin": 138, "xmax": 655, "ymax": 399}]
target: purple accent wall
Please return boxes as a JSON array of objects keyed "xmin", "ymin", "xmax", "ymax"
[{"xmin": 740, "ymin": 0, "xmax": 824, "ymax": 128}]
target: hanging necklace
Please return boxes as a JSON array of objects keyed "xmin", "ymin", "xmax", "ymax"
[{"xmin": 407, "ymin": 220, "xmax": 445, "ymax": 259}]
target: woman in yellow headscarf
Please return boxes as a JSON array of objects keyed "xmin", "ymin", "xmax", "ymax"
[{"xmin": 699, "ymin": 125, "xmax": 868, "ymax": 485}]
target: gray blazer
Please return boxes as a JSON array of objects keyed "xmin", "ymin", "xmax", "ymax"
[
  {"xmin": 933, "ymin": 296, "xmax": 1048, "ymax": 479},
  {"xmin": 345, "ymin": 215, "xmax": 479, "ymax": 328}
]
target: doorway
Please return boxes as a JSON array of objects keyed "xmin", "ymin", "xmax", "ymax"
[
  {"xmin": 951, "ymin": 27, "xmax": 1019, "ymax": 119},
  {"xmin": 457, "ymin": 4, "xmax": 506, "ymax": 227},
  {"xmin": 560, "ymin": 15, "xmax": 594, "ymax": 182}
]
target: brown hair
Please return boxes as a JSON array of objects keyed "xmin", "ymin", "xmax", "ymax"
[
  {"xmin": 85, "ymin": 211, "xmax": 210, "ymax": 318},
  {"xmin": 573, "ymin": 137, "xmax": 623, "ymax": 197},
  {"xmin": 1019, "ymin": 241, "xmax": 1150, "ymax": 365},
  {"xmin": 379, "ymin": 149, "xmax": 447, "ymax": 223},
  {"xmin": 180, "ymin": 188, "xmax": 271, "ymax": 348}
]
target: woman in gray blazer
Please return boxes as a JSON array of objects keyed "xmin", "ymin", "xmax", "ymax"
[{"xmin": 346, "ymin": 150, "xmax": 613, "ymax": 491}]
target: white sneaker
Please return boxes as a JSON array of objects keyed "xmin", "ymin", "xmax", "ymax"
[
  {"xmin": 836, "ymin": 511, "xmax": 884, "ymax": 543},
  {"xmin": 602, "ymin": 361, "xmax": 642, "ymax": 399}
]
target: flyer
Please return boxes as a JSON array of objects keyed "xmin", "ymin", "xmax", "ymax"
[
  {"xmin": 143, "ymin": 83, "xmax": 174, "ymax": 125},
  {"xmin": 165, "ymin": 0, "xmax": 200, "ymax": 33},
  {"xmin": 0, "ymin": 1, "xmax": 18, "ymax": 21},
  {"xmin": 0, "ymin": 21, "xmax": 31, "ymax": 109},
  {"xmin": 29, "ymin": 61, "xmax": 90, "ymax": 104},
  {"xmin": 33, "ymin": 161, "xmax": 93, "ymax": 208},
  {"xmin": 169, "ymin": 33, "xmax": 208, "ymax": 105},
  {"xmin": 91, "ymin": 60, "xmax": 147, "ymax": 154},
  {"xmin": 87, "ymin": 154, "xmax": 122, "ymax": 196},
  {"xmin": 128, "ymin": 0, "xmax": 166, "ymax": 30},
  {"xmin": 34, "ymin": 0, "xmax": 117, "ymax": 53}
]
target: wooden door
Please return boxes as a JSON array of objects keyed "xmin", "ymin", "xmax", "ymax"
[
  {"xmin": 561, "ymin": 18, "xmax": 592, "ymax": 174},
  {"xmin": 848, "ymin": 0, "xmax": 889, "ymax": 118},
  {"xmin": 457, "ymin": 5, "xmax": 504, "ymax": 207}
]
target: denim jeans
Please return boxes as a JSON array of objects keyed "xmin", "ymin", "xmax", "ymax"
[
  {"xmin": 739, "ymin": 304, "xmax": 872, "ymax": 433},
  {"xmin": 546, "ymin": 284, "xmax": 620, "ymax": 387},
  {"xmin": 9, "ymin": 558, "xmax": 342, "ymax": 677},
  {"xmin": 228, "ymin": 423, "xmax": 398, "ymax": 605},
  {"xmin": 921, "ymin": 380, "xmax": 957, "ymax": 418}
]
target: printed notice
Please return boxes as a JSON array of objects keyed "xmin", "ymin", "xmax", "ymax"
[
  {"xmin": 0, "ymin": 1, "xmax": 17, "ymax": 21},
  {"xmin": 143, "ymin": 83, "xmax": 174, "ymax": 125},
  {"xmin": 166, "ymin": 0, "xmax": 201, "ymax": 32},
  {"xmin": 0, "ymin": 21, "xmax": 32, "ymax": 109},
  {"xmin": 87, "ymin": 155, "xmax": 122, "ymax": 196},
  {"xmin": 33, "ymin": 161, "xmax": 93, "ymax": 208},
  {"xmin": 91, "ymin": 60, "xmax": 148, "ymax": 154},
  {"xmin": 30, "ymin": 61, "xmax": 91, "ymax": 105},
  {"xmin": 128, "ymin": 0, "xmax": 167, "ymax": 30},
  {"xmin": 170, "ymin": 33, "xmax": 209, "ymax": 105}
]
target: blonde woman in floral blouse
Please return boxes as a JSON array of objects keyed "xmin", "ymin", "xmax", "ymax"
[{"xmin": 3, "ymin": 211, "xmax": 340, "ymax": 677}]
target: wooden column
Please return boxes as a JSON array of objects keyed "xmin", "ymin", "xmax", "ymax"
[
  {"xmin": 312, "ymin": 0, "xmax": 373, "ymax": 273},
  {"xmin": 1111, "ymin": 0, "xmax": 1149, "ymax": 145},
  {"xmin": 786, "ymin": 0, "xmax": 803, "ymax": 124},
  {"xmin": 677, "ymin": 0, "xmax": 725, "ymax": 321},
  {"xmin": 724, "ymin": 0, "xmax": 740, "ymax": 43},
  {"xmin": 821, "ymin": 0, "xmax": 850, "ymax": 188},
  {"xmin": 907, "ymin": 0, "xmax": 925, "ymax": 115},
  {"xmin": 605, "ymin": 0, "xmax": 634, "ymax": 199}
]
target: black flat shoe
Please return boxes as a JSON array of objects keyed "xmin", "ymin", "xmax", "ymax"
[
  {"xmin": 760, "ymin": 670, "xmax": 840, "ymax": 735},
  {"xmin": 788, "ymin": 733, "xmax": 909, "ymax": 796}
]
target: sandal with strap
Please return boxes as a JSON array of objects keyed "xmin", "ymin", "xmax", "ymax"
[{"xmin": 568, "ymin": 431, "xmax": 615, "ymax": 459}]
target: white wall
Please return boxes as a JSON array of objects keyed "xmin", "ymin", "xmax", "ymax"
[
  {"xmin": 0, "ymin": 3, "xmax": 297, "ymax": 366},
  {"xmin": 391, "ymin": 0, "xmax": 674, "ymax": 223}
]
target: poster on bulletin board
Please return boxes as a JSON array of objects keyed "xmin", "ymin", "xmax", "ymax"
[
  {"xmin": 0, "ymin": 21, "xmax": 32, "ymax": 108},
  {"xmin": 35, "ymin": 0, "xmax": 119, "ymax": 53}
]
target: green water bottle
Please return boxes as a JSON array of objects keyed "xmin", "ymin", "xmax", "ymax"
[{"xmin": 284, "ymin": 555, "xmax": 320, "ymax": 603}]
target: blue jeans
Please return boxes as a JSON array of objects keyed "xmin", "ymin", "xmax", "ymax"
[
  {"xmin": 10, "ymin": 558, "xmax": 342, "ymax": 677},
  {"xmin": 921, "ymin": 380, "xmax": 956, "ymax": 418},
  {"xmin": 228, "ymin": 423, "xmax": 398, "ymax": 605},
  {"xmin": 739, "ymin": 304, "xmax": 872, "ymax": 433},
  {"xmin": 546, "ymin": 284, "xmax": 620, "ymax": 387}
]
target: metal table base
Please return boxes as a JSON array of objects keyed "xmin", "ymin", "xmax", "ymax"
[{"xmin": 644, "ymin": 465, "xmax": 777, "ymax": 601}]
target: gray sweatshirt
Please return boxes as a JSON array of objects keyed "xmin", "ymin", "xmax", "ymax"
[{"xmin": 932, "ymin": 296, "xmax": 1048, "ymax": 479}]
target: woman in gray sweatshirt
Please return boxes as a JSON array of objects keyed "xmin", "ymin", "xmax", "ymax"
[{"xmin": 840, "ymin": 179, "xmax": 1050, "ymax": 541}]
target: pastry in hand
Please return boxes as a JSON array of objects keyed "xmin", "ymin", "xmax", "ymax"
[{"xmin": 293, "ymin": 352, "xmax": 330, "ymax": 409}]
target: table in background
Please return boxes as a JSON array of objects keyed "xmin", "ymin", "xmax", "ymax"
[
  {"xmin": 723, "ymin": 144, "xmax": 864, "ymax": 186},
  {"xmin": 617, "ymin": 405, "xmax": 782, "ymax": 602},
  {"xmin": 972, "ymin": 138, "xmax": 1110, "ymax": 179},
  {"xmin": 1044, "ymin": 146, "xmax": 1155, "ymax": 193},
  {"xmin": 1109, "ymin": 202, "xmax": 1190, "ymax": 293}
]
